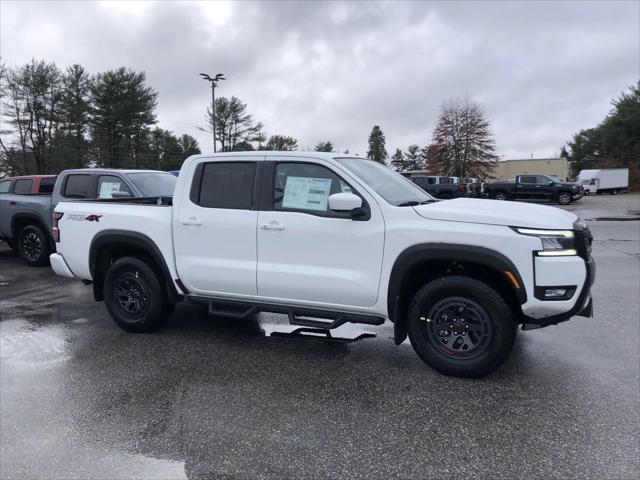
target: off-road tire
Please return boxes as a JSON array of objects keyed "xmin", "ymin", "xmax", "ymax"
[
  {"xmin": 18, "ymin": 225, "xmax": 50, "ymax": 266},
  {"xmin": 103, "ymin": 256, "xmax": 172, "ymax": 333},
  {"xmin": 407, "ymin": 276, "xmax": 516, "ymax": 378}
]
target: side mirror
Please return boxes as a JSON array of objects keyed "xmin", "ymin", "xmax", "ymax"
[
  {"xmin": 111, "ymin": 191, "xmax": 132, "ymax": 198},
  {"xmin": 328, "ymin": 192, "xmax": 362, "ymax": 212}
]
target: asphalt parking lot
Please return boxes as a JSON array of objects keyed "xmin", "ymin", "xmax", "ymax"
[{"xmin": 1, "ymin": 196, "xmax": 639, "ymax": 479}]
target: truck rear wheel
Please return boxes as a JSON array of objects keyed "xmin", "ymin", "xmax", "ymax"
[
  {"xmin": 406, "ymin": 276, "xmax": 516, "ymax": 377},
  {"xmin": 103, "ymin": 256, "xmax": 172, "ymax": 333},
  {"xmin": 18, "ymin": 225, "xmax": 50, "ymax": 266}
]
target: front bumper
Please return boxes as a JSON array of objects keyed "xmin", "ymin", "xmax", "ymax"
[
  {"xmin": 522, "ymin": 220, "xmax": 595, "ymax": 328},
  {"xmin": 523, "ymin": 255, "xmax": 595, "ymax": 327}
]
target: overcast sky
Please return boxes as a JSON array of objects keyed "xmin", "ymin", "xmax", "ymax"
[{"xmin": 1, "ymin": 0, "xmax": 638, "ymax": 158}]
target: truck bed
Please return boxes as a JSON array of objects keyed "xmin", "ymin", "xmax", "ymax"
[{"xmin": 53, "ymin": 200, "xmax": 176, "ymax": 282}]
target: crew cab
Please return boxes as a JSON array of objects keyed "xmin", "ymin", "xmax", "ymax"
[
  {"xmin": 410, "ymin": 176, "xmax": 467, "ymax": 199},
  {"xmin": 486, "ymin": 175, "xmax": 583, "ymax": 205},
  {"xmin": 0, "ymin": 169, "xmax": 176, "ymax": 266},
  {"xmin": 49, "ymin": 152, "xmax": 595, "ymax": 377}
]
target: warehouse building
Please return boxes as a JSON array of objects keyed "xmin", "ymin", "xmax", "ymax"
[{"xmin": 492, "ymin": 157, "xmax": 569, "ymax": 181}]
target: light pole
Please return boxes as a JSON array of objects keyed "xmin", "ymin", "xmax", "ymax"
[{"xmin": 199, "ymin": 73, "xmax": 225, "ymax": 152}]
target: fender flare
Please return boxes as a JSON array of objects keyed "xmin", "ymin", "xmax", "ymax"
[
  {"xmin": 387, "ymin": 243, "xmax": 526, "ymax": 344},
  {"xmin": 89, "ymin": 229, "xmax": 185, "ymax": 302}
]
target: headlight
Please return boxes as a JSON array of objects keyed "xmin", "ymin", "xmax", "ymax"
[{"xmin": 515, "ymin": 228, "xmax": 577, "ymax": 256}]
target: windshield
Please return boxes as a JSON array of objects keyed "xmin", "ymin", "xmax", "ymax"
[
  {"xmin": 127, "ymin": 172, "xmax": 177, "ymax": 196},
  {"xmin": 547, "ymin": 175, "xmax": 563, "ymax": 183},
  {"xmin": 335, "ymin": 158, "xmax": 433, "ymax": 205}
]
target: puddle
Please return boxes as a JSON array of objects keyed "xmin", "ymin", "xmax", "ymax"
[{"xmin": 0, "ymin": 320, "xmax": 72, "ymax": 365}]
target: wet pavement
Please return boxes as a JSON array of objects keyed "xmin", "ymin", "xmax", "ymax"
[{"xmin": 1, "ymin": 218, "xmax": 639, "ymax": 479}]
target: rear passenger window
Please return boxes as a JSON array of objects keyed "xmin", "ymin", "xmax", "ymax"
[
  {"xmin": 38, "ymin": 177, "xmax": 56, "ymax": 194},
  {"xmin": 13, "ymin": 179, "xmax": 33, "ymax": 194},
  {"xmin": 63, "ymin": 175, "xmax": 92, "ymax": 198},
  {"xmin": 0, "ymin": 180, "xmax": 10, "ymax": 194},
  {"xmin": 196, "ymin": 162, "xmax": 256, "ymax": 209}
]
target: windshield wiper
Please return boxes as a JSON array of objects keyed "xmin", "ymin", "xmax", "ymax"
[{"xmin": 397, "ymin": 200, "xmax": 435, "ymax": 207}]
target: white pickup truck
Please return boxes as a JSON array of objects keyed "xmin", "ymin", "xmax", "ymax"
[{"xmin": 49, "ymin": 152, "xmax": 595, "ymax": 377}]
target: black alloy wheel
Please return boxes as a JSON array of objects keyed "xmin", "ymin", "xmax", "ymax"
[
  {"xmin": 18, "ymin": 225, "xmax": 50, "ymax": 266},
  {"xmin": 494, "ymin": 192, "xmax": 507, "ymax": 201},
  {"xmin": 114, "ymin": 273, "xmax": 149, "ymax": 316},
  {"xmin": 423, "ymin": 297, "xmax": 492, "ymax": 359},
  {"xmin": 22, "ymin": 232, "xmax": 42, "ymax": 263}
]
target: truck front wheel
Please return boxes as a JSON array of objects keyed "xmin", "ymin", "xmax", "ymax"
[
  {"xmin": 494, "ymin": 191, "xmax": 508, "ymax": 201},
  {"xmin": 407, "ymin": 276, "xmax": 516, "ymax": 377},
  {"xmin": 103, "ymin": 256, "xmax": 172, "ymax": 333}
]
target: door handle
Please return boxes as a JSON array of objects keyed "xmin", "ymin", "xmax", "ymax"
[
  {"xmin": 181, "ymin": 217, "xmax": 202, "ymax": 226},
  {"xmin": 260, "ymin": 223, "xmax": 285, "ymax": 231}
]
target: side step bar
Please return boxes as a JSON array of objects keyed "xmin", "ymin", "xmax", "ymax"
[{"xmin": 188, "ymin": 297, "xmax": 385, "ymax": 330}]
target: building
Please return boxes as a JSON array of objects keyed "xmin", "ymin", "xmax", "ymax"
[{"xmin": 492, "ymin": 158, "xmax": 570, "ymax": 181}]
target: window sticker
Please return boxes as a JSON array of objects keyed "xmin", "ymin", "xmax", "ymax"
[
  {"xmin": 282, "ymin": 176, "xmax": 332, "ymax": 211},
  {"xmin": 99, "ymin": 181, "xmax": 123, "ymax": 198}
]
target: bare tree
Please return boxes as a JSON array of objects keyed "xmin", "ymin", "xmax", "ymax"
[
  {"xmin": 203, "ymin": 96, "xmax": 262, "ymax": 151},
  {"xmin": 427, "ymin": 96, "xmax": 497, "ymax": 178},
  {"xmin": 0, "ymin": 60, "xmax": 62, "ymax": 174}
]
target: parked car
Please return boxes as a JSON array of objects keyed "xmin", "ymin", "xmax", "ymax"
[
  {"xmin": 0, "ymin": 169, "xmax": 176, "ymax": 266},
  {"xmin": 50, "ymin": 152, "xmax": 594, "ymax": 378},
  {"xmin": 410, "ymin": 175, "xmax": 467, "ymax": 199},
  {"xmin": 577, "ymin": 168, "xmax": 629, "ymax": 195},
  {"xmin": 463, "ymin": 177, "xmax": 488, "ymax": 197},
  {"xmin": 486, "ymin": 175, "xmax": 583, "ymax": 205}
]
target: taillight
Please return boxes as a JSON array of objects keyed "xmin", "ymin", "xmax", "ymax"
[
  {"xmin": 458, "ymin": 184, "xmax": 466, "ymax": 192},
  {"xmin": 52, "ymin": 212, "xmax": 63, "ymax": 242}
]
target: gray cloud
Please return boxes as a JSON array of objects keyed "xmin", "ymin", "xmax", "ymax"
[{"xmin": 1, "ymin": 0, "xmax": 638, "ymax": 157}]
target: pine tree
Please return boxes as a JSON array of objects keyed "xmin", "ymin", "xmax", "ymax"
[
  {"xmin": 314, "ymin": 141, "xmax": 334, "ymax": 152},
  {"xmin": 90, "ymin": 67, "xmax": 157, "ymax": 168},
  {"xmin": 367, "ymin": 125, "xmax": 388, "ymax": 164},
  {"xmin": 54, "ymin": 64, "xmax": 91, "ymax": 169},
  {"xmin": 390, "ymin": 148, "xmax": 405, "ymax": 171},
  {"xmin": 265, "ymin": 135, "xmax": 298, "ymax": 151},
  {"xmin": 404, "ymin": 144, "xmax": 421, "ymax": 171}
]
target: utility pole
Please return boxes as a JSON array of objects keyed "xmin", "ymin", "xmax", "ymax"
[{"xmin": 199, "ymin": 73, "xmax": 226, "ymax": 152}]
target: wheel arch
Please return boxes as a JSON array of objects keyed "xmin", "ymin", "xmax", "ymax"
[
  {"xmin": 388, "ymin": 243, "xmax": 526, "ymax": 345},
  {"xmin": 89, "ymin": 230, "xmax": 184, "ymax": 303},
  {"xmin": 11, "ymin": 213, "xmax": 53, "ymax": 247}
]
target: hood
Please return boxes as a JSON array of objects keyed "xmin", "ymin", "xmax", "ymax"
[{"xmin": 413, "ymin": 198, "xmax": 578, "ymax": 229}]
